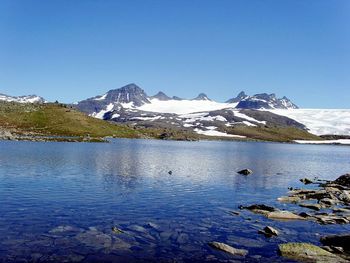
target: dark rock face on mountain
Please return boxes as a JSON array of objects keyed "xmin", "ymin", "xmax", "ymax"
[
  {"xmin": 151, "ymin": 91, "xmax": 171, "ymax": 101},
  {"xmin": 236, "ymin": 93, "xmax": 298, "ymax": 109},
  {"xmin": 192, "ymin": 93, "xmax": 211, "ymax": 101},
  {"xmin": 226, "ymin": 91, "xmax": 248, "ymax": 103},
  {"xmin": 76, "ymin": 83, "xmax": 150, "ymax": 115}
]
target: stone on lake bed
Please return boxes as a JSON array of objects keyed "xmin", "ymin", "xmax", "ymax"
[
  {"xmin": 258, "ymin": 226, "xmax": 279, "ymax": 237},
  {"xmin": 278, "ymin": 242, "xmax": 346, "ymax": 262},
  {"xmin": 209, "ymin": 242, "xmax": 248, "ymax": 256},
  {"xmin": 267, "ymin": 211, "xmax": 304, "ymax": 220},
  {"xmin": 237, "ymin": 169, "xmax": 253, "ymax": 175}
]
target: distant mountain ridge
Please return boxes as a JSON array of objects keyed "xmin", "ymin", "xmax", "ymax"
[
  {"xmin": 0, "ymin": 93, "xmax": 46, "ymax": 104},
  {"xmin": 75, "ymin": 83, "xmax": 298, "ymax": 117}
]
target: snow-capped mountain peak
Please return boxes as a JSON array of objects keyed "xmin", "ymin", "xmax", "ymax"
[
  {"xmin": 0, "ymin": 93, "xmax": 46, "ymax": 103},
  {"xmin": 236, "ymin": 93, "xmax": 298, "ymax": 109}
]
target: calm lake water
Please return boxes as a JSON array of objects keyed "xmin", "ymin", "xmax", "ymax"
[{"xmin": 0, "ymin": 139, "xmax": 350, "ymax": 262}]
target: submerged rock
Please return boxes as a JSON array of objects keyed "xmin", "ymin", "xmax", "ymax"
[
  {"xmin": 278, "ymin": 242, "xmax": 346, "ymax": 262},
  {"xmin": 209, "ymin": 241, "xmax": 248, "ymax": 256},
  {"xmin": 112, "ymin": 226, "xmax": 124, "ymax": 234},
  {"xmin": 237, "ymin": 169, "xmax": 253, "ymax": 175},
  {"xmin": 267, "ymin": 211, "xmax": 304, "ymax": 220}
]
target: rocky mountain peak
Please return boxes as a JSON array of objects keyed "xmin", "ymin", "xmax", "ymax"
[
  {"xmin": 226, "ymin": 91, "xmax": 248, "ymax": 103},
  {"xmin": 151, "ymin": 91, "xmax": 171, "ymax": 101},
  {"xmin": 193, "ymin": 93, "xmax": 211, "ymax": 101},
  {"xmin": 236, "ymin": 93, "xmax": 298, "ymax": 109}
]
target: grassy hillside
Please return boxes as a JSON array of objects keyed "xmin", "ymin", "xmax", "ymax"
[
  {"xmin": 0, "ymin": 102, "xmax": 141, "ymax": 140},
  {"xmin": 0, "ymin": 101, "xmax": 321, "ymax": 143}
]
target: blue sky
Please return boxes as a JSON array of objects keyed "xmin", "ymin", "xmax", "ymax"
[{"xmin": 0, "ymin": 0, "xmax": 349, "ymax": 108}]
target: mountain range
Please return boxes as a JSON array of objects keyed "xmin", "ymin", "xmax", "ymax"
[{"xmin": 1, "ymin": 84, "xmax": 350, "ymax": 141}]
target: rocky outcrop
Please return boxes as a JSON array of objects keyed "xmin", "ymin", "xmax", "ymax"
[{"xmin": 278, "ymin": 243, "xmax": 346, "ymax": 262}]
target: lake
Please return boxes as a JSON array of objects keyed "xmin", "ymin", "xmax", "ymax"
[{"xmin": 0, "ymin": 139, "xmax": 349, "ymax": 262}]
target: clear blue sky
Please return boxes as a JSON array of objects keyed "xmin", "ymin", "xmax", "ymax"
[{"xmin": 0, "ymin": 0, "xmax": 349, "ymax": 108}]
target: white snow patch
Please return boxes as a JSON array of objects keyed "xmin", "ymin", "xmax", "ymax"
[
  {"xmin": 138, "ymin": 98, "xmax": 237, "ymax": 114},
  {"xmin": 294, "ymin": 139, "xmax": 350, "ymax": 145},
  {"xmin": 183, "ymin": 123, "xmax": 194, "ymax": 128},
  {"xmin": 91, "ymin": 103, "xmax": 114, "ymax": 119},
  {"xmin": 231, "ymin": 110, "xmax": 266, "ymax": 124},
  {"xmin": 94, "ymin": 93, "xmax": 107, "ymax": 101},
  {"xmin": 269, "ymin": 109, "xmax": 350, "ymax": 136},
  {"xmin": 132, "ymin": 116, "xmax": 162, "ymax": 121},
  {"xmin": 111, "ymin": 113, "xmax": 120, "ymax": 119},
  {"xmin": 194, "ymin": 128, "xmax": 246, "ymax": 138}
]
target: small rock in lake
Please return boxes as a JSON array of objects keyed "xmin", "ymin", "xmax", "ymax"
[
  {"xmin": 300, "ymin": 178, "xmax": 313, "ymax": 184},
  {"xmin": 112, "ymin": 226, "xmax": 124, "ymax": 234},
  {"xmin": 237, "ymin": 169, "xmax": 253, "ymax": 175},
  {"xmin": 208, "ymin": 241, "xmax": 248, "ymax": 256},
  {"xmin": 168, "ymin": 171, "xmax": 173, "ymax": 175}
]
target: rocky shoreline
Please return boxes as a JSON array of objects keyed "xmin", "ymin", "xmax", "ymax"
[{"xmin": 233, "ymin": 172, "xmax": 350, "ymax": 262}]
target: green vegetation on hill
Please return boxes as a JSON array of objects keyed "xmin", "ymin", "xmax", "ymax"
[
  {"xmin": 0, "ymin": 101, "xmax": 321, "ymax": 143},
  {"xmin": 0, "ymin": 102, "xmax": 141, "ymax": 139}
]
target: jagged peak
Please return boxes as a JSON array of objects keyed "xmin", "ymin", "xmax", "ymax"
[
  {"xmin": 226, "ymin": 91, "xmax": 248, "ymax": 103},
  {"xmin": 192, "ymin": 93, "xmax": 211, "ymax": 101}
]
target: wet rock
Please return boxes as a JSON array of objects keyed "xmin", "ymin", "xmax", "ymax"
[
  {"xmin": 277, "ymin": 196, "xmax": 301, "ymax": 203},
  {"xmin": 208, "ymin": 241, "xmax": 248, "ymax": 256},
  {"xmin": 320, "ymin": 198, "xmax": 337, "ymax": 206},
  {"xmin": 258, "ymin": 226, "xmax": 279, "ymax": 237},
  {"xmin": 237, "ymin": 169, "xmax": 253, "ymax": 175},
  {"xmin": 320, "ymin": 234, "xmax": 350, "ymax": 252},
  {"xmin": 315, "ymin": 215, "xmax": 349, "ymax": 225},
  {"xmin": 338, "ymin": 191, "xmax": 350, "ymax": 204},
  {"xmin": 299, "ymin": 203, "xmax": 322, "ymax": 211},
  {"xmin": 230, "ymin": 211, "xmax": 240, "ymax": 216},
  {"xmin": 168, "ymin": 171, "xmax": 173, "ymax": 175},
  {"xmin": 278, "ymin": 242, "xmax": 346, "ymax": 262},
  {"xmin": 240, "ymin": 204, "xmax": 276, "ymax": 212},
  {"xmin": 267, "ymin": 211, "xmax": 304, "ymax": 220},
  {"xmin": 333, "ymin": 174, "xmax": 350, "ymax": 187},
  {"xmin": 300, "ymin": 178, "xmax": 313, "ymax": 185},
  {"xmin": 111, "ymin": 226, "xmax": 124, "ymax": 234}
]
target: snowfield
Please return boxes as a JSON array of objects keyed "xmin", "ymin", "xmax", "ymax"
[
  {"xmin": 137, "ymin": 98, "xmax": 237, "ymax": 114},
  {"xmin": 294, "ymin": 139, "xmax": 350, "ymax": 145},
  {"xmin": 269, "ymin": 109, "xmax": 350, "ymax": 136}
]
